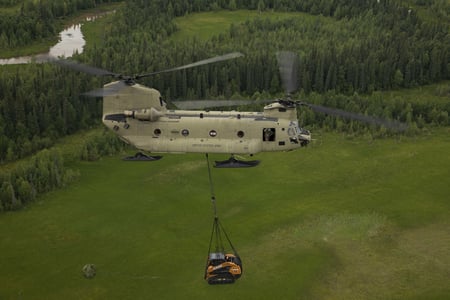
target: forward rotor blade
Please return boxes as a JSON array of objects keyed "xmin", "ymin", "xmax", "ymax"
[
  {"xmin": 52, "ymin": 58, "xmax": 119, "ymax": 77},
  {"xmin": 303, "ymin": 103, "xmax": 408, "ymax": 131},
  {"xmin": 277, "ymin": 51, "xmax": 298, "ymax": 94},
  {"xmin": 137, "ymin": 52, "xmax": 244, "ymax": 79}
]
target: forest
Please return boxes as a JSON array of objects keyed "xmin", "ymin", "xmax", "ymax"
[
  {"xmin": 0, "ymin": 0, "xmax": 121, "ymax": 49},
  {"xmin": 0, "ymin": 0, "xmax": 449, "ymax": 211}
]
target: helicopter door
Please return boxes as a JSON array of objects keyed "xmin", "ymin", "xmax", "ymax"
[{"xmin": 263, "ymin": 128, "xmax": 276, "ymax": 141}]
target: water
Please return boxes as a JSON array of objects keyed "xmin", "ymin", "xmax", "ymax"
[
  {"xmin": 0, "ymin": 14, "xmax": 107, "ymax": 65},
  {"xmin": 49, "ymin": 24, "xmax": 85, "ymax": 58}
]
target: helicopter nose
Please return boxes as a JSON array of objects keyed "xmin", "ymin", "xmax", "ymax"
[{"xmin": 298, "ymin": 131, "xmax": 311, "ymax": 147}]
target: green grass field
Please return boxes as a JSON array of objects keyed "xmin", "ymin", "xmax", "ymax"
[
  {"xmin": 1, "ymin": 129, "xmax": 449, "ymax": 299},
  {"xmin": 171, "ymin": 10, "xmax": 314, "ymax": 41}
]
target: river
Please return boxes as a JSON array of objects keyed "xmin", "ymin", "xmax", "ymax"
[{"xmin": 0, "ymin": 15, "xmax": 106, "ymax": 65}]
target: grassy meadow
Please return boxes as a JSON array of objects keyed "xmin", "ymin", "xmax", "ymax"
[
  {"xmin": 1, "ymin": 129, "xmax": 449, "ymax": 299},
  {"xmin": 171, "ymin": 10, "xmax": 313, "ymax": 41}
]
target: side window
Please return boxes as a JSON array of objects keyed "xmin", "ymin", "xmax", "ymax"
[{"xmin": 263, "ymin": 128, "xmax": 276, "ymax": 141}]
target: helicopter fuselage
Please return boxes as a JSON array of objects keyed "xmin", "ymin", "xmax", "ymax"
[{"xmin": 102, "ymin": 83, "xmax": 310, "ymax": 155}]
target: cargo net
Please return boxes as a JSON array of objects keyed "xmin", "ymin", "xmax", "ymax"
[{"xmin": 204, "ymin": 217, "xmax": 242, "ymax": 284}]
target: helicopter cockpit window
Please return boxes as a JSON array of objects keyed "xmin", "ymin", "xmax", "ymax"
[
  {"xmin": 287, "ymin": 127, "xmax": 295, "ymax": 136},
  {"xmin": 263, "ymin": 128, "xmax": 276, "ymax": 141}
]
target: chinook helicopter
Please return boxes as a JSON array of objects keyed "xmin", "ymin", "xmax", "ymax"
[{"xmin": 54, "ymin": 51, "xmax": 405, "ymax": 167}]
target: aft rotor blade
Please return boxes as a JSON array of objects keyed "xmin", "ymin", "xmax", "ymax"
[
  {"xmin": 137, "ymin": 52, "xmax": 244, "ymax": 79},
  {"xmin": 52, "ymin": 58, "xmax": 119, "ymax": 77},
  {"xmin": 277, "ymin": 51, "xmax": 298, "ymax": 94},
  {"xmin": 303, "ymin": 103, "xmax": 408, "ymax": 131}
]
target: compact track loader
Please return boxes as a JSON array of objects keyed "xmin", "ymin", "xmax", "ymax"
[{"xmin": 204, "ymin": 217, "xmax": 242, "ymax": 284}]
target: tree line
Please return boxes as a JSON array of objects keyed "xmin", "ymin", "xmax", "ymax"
[
  {"xmin": 94, "ymin": 0, "xmax": 448, "ymax": 95},
  {"xmin": 0, "ymin": 63, "xmax": 102, "ymax": 162},
  {"xmin": 87, "ymin": 0, "xmax": 448, "ymax": 125},
  {"xmin": 0, "ymin": 129, "xmax": 125, "ymax": 212}
]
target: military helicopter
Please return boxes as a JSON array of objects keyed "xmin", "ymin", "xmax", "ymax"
[{"xmin": 54, "ymin": 51, "xmax": 405, "ymax": 167}]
